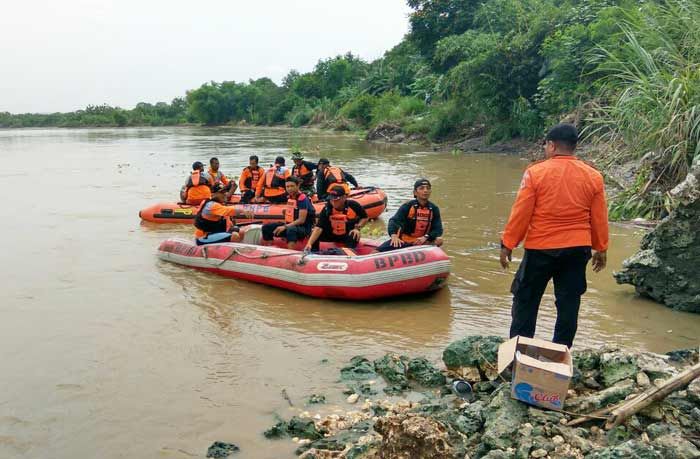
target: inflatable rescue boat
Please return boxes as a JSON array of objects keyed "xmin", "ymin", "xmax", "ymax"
[
  {"xmin": 140, "ymin": 187, "xmax": 387, "ymax": 224},
  {"xmin": 156, "ymin": 234, "xmax": 450, "ymax": 300}
]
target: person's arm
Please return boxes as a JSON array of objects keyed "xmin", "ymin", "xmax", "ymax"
[
  {"xmin": 220, "ymin": 173, "xmax": 229, "ymax": 186},
  {"xmin": 255, "ymin": 172, "xmax": 265, "ymax": 198},
  {"xmin": 239, "ymin": 169, "xmax": 248, "ymax": 191},
  {"xmin": 348, "ymin": 202, "xmax": 369, "ymax": 241},
  {"xmin": 427, "ymin": 206, "xmax": 443, "ymax": 241},
  {"xmin": 500, "ymin": 169, "xmax": 537, "ymax": 268},
  {"xmin": 316, "ymin": 174, "xmax": 328, "ymax": 200},
  {"xmin": 209, "ymin": 202, "xmax": 238, "ymax": 217},
  {"xmin": 305, "ymin": 226, "xmax": 323, "ymax": 251},
  {"xmin": 590, "ymin": 174, "xmax": 609, "ymax": 272},
  {"xmin": 387, "ymin": 203, "xmax": 410, "ymax": 248},
  {"xmin": 344, "ymin": 171, "xmax": 359, "ymax": 188}
]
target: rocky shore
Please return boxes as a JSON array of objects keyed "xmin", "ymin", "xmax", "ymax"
[{"xmin": 258, "ymin": 336, "xmax": 700, "ymax": 459}]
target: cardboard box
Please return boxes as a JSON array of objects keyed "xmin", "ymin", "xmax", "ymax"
[{"xmin": 497, "ymin": 336, "xmax": 573, "ymax": 411}]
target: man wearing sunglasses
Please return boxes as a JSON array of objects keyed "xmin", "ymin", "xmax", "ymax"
[{"xmin": 500, "ymin": 123, "xmax": 609, "ymax": 348}]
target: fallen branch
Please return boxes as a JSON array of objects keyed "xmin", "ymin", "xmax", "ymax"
[{"xmin": 605, "ymin": 361, "xmax": 700, "ymax": 429}]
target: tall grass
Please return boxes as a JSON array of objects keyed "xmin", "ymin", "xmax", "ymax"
[{"xmin": 585, "ymin": 0, "xmax": 700, "ymax": 218}]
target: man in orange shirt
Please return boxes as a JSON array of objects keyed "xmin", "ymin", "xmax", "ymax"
[
  {"xmin": 500, "ymin": 123, "xmax": 609, "ymax": 348},
  {"xmin": 193, "ymin": 191, "xmax": 238, "ymax": 239}
]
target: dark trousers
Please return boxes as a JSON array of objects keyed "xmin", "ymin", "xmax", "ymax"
[
  {"xmin": 261, "ymin": 223, "xmax": 310, "ymax": 242},
  {"xmin": 265, "ymin": 194, "xmax": 288, "ymax": 204},
  {"xmin": 311, "ymin": 233, "xmax": 358, "ymax": 251},
  {"xmin": 240, "ymin": 190, "xmax": 255, "ymax": 204},
  {"xmin": 509, "ymin": 247, "xmax": 592, "ymax": 348}
]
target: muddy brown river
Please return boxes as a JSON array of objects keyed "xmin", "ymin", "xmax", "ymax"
[{"xmin": 1, "ymin": 126, "xmax": 699, "ymax": 458}]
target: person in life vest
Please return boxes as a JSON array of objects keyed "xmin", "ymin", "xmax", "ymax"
[
  {"xmin": 207, "ymin": 157, "xmax": 236, "ymax": 194},
  {"xmin": 261, "ymin": 176, "xmax": 315, "ymax": 249},
  {"xmin": 376, "ymin": 179, "xmax": 444, "ymax": 252},
  {"xmin": 500, "ymin": 123, "xmax": 609, "ymax": 348},
  {"xmin": 291, "ymin": 150, "xmax": 318, "ymax": 196},
  {"xmin": 304, "ymin": 186, "xmax": 369, "ymax": 252},
  {"xmin": 239, "ymin": 155, "xmax": 265, "ymax": 204},
  {"xmin": 316, "ymin": 158, "xmax": 359, "ymax": 201},
  {"xmin": 193, "ymin": 191, "xmax": 240, "ymax": 240},
  {"xmin": 255, "ymin": 156, "xmax": 291, "ymax": 204},
  {"xmin": 180, "ymin": 161, "xmax": 212, "ymax": 205}
]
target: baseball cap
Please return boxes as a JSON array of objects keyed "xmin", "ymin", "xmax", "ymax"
[
  {"xmin": 318, "ymin": 158, "xmax": 330, "ymax": 165},
  {"xmin": 291, "ymin": 151, "xmax": 304, "ymax": 160},
  {"xmin": 274, "ymin": 156, "xmax": 285, "ymax": 166},
  {"xmin": 328, "ymin": 186, "xmax": 346, "ymax": 199},
  {"xmin": 413, "ymin": 178, "xmax": 431, "ymax": 190}
]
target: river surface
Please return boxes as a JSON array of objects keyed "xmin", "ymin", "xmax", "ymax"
[{"xmin": 1, "ymin": 126, "xmax": 699, "ymax": 458}]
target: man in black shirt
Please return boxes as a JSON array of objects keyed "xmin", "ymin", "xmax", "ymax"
[
  {"xmin": 304, "ymin": 186, "xmax": 369, "ymax": 252},
  {"xmin": 376, "ymin": 178, "xmax": 444, "ymax": 252}
]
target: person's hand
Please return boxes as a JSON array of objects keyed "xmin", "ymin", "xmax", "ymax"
[
  {"xmin": 303, "ymin": 244, "xmax": 312, "ymax": 253},
  {"xmin": 390, "ymin": 234, "xmax": 403, "ymax": 248},
  {"xmin": 434, "ymin": 237, "xmax": 444, "ymax": 247},
  {"xmin": 500, "ymin": 247, "xmax": 512, "ymax": 269},
  {"xmin": 414, "ymin": 236, "xmax": 428, "ymax": 245},
  {"xmin": 349, "ymin": 229, "xmax": 361, "ymax": 241},
  {"xmin": 592, "ymin": 251, "xmax": 607, "ymax": 272},
  {"xmin": 273, "ymin": 225, "xmax": 287, "ymax": 236}
]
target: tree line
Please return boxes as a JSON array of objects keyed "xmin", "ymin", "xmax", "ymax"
[{"xmin": 3, "ymin": 0, "xmax": 699, "ymax": 219}]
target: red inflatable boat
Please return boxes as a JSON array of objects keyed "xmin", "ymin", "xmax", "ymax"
[
  {"xmin": 140, "ymin": 187, "xmax": 387, "ymax": 224},
  {"xmin": 156, "ymin": 236, "xmax": 450, "ymax": 300}
]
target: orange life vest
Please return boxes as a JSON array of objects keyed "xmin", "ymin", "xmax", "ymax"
[
  {"xmin": 207, "ymin": 168, "xmax": 228, "ymax": 187},
  {"xmin": 187, "ymin": 170, "xmax": 206, "ymax": 187},
  {"xmin": 401, "ymin": 205, "xmax": 433, "ymax": 243},
  {"xmin": 241, "ymin": 166, "xmax": 263, "ymax": 191},
  {"xmin": 324, "ymin": 166, "xmax": 350, "ymax": 194},
  {"xmin": 194, "ymin": 200, "xmax": 227, "ymax": 234},
  {"xmin": 186, "ymin": 170, "xmax": 212, "ymax": 203},
  {"xmin": 330, "ymin": 206, "xmax": 358, "ymax": 236},
  {"xmin": 264, "ymin": 168, "xmax": 287, "ymax": 196},
  {"xmin": 293, "ymin": 162, "xmax": 315, "ymax": 186}
]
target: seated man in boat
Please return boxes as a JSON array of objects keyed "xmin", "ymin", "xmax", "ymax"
[
  {"xmin": 376, "ymin": 178, "xmax": 444, "ymax": 252},
  {"xmin": 239, "ymin": 155, "xmax": 265, "ymax": 204},
  {"xmin": 193, "ymin": 191, "xmax": 240, "ymax": 240},
  {"xmin": 261, "ymin": 176, "xmax": 315, "ymax": 249},
  {"xmin": 316, "ymin": 158, "xmax": 359, "ymax": 201},
  {"xmin": 180, "ymin": 161, "xmax": 212, "ymax": 205},
  {"xmin": 207, "ymin": 157, "xmax": 236, "ymax": 194},
  {"xmin": 255, "ymin": 156, "xmax": 291, "ymax": 204},
  {"xmin": 304, "ymin": 186, "xmax": 368, "ymax": 252},
  {"xmin": 291, "ymin": 150, "xmax": 318, "ymax": 197}
]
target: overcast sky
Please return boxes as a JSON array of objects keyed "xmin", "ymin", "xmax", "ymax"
[{"xmin": 1, "ymin": 0, "xmax": 412, "ymax": 113}]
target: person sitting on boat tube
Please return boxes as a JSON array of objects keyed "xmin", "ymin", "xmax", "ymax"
[
  {"xmin": 261, "ymin": 176, "xmax": 315, "ymax": 249},
  {"xmin": 180, "ymin": 161, "xmax": 212, "ymax": 205},
  {"xmin": 316, "ymin": 158, "xmax": 359, "ymax": 201},
  {"xmin": 291, "ymin": 150, "xmax": 318, "ymax": 197},
  {"xmin": 207, "ymin": 157, "xmax": 236, "ymax": 195},
  {"xmin": 255, "ymin": 156, "xmax": 291, "ymax": 204},
  {"xmin": 304, "ymin": 186, "xmax": 369, "ymax": 252},
  {"xmin": 375, "ymin": 178, "xmax": 444, "ymax": 252},
  {"xmin": 193, "ymin": 191, "xmax": 241, "ymax": 240},
  {"xmin": 239, "ymin": 155, "xmax": 265, "ymax": 204}
]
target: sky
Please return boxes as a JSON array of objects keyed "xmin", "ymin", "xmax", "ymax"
[{"xmin": 0, "ymin": 0, "xmax": 412, "ymax": 113}]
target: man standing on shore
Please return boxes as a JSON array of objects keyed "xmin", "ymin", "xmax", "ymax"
[{"xmin": 500, "ymin": 123, "xmax": 609, "ymax": 348}]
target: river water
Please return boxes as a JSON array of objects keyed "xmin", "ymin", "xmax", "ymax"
[{"xmin": 1, "ymin": 126, "xmax": 698, "ymax": 458}]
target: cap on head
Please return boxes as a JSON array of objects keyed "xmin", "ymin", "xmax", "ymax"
[
  {"xmin": 413, "ymin": 178, "xmax": 431, "ymax": 190},
  {"xmin": 318, "ymin": 158, "xmax": 330, "ymax": 166},
  {"xmin": 274, "ymin": 156, "xmax": 285, "ymax": 166},
  {"xmin": 291, "ymin": 151, "xmax": 304, "ymax": 160},
  {"xmin": 328, "ymin": 186, "xmax": 346, "ymax": 198},
  {"xmin": 192, "ymin": 161, "xmax": 204, "ymax": 170},
  {"xmin": 545, "ymin": 123, "xmax": 578, "ymax": 150}
]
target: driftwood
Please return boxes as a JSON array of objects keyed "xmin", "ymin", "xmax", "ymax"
[
  {"xmin": 605, "ymin": 361, "xmax": 700, "ymax": 429},
  {"xmin": 566, "ymin": 360, "xmax": 700, "ymax": 428}
]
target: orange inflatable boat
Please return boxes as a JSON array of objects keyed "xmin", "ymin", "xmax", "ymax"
[{"xmin": 139, "ymin": 187, "xmax": 387, "ymax": 224}]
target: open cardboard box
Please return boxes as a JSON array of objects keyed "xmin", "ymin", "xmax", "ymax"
[{"xmin": 497, "ymin": 336, "xmax": 573, "ymax": 411}]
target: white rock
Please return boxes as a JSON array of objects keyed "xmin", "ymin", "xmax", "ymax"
[
  {"xmin": 346, "ymin": 393, "xmax": 360, "ymax": 404},
  {"xmin": 552, "ymin": 435, "xmax": 565, "ymax": 445},
  {"xmin": 531, "ymin": 448, "xmax": 548, "ymax": 458},
  {"xmin": 636, "ymin": 372, "xmax": 651, "ymax": 387}
]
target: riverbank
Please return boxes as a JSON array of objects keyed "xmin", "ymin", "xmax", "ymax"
[{"xmin": 247, "ymin": 335, "xmax": 700, "ymax": 459}]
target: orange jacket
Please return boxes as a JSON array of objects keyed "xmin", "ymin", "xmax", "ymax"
[
  {"xmin": 207, "ymin": 168, "xmax": 229, "ymax": 187},
  {"xmin": 194, "ymin": 201, "xmax": 237, "ymax": 238},
  {"xmin": 185, "ymin": 170, "xmax": 212, "ymax": 204},
  {"xmin": 239, "ymin": 166, "xmax": 264, "ymax": 192},
  {"xmin": 256, "ymin": 167, "xmax": 291, "ymax": 198},
  {"xmin": 502, "ymin": 155, "xmax": 609, "ymax": 252}
]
